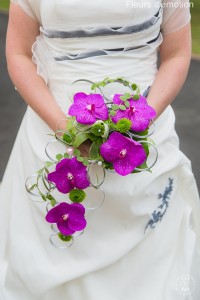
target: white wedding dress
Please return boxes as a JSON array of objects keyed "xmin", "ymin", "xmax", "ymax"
[{"xmin": 0, "ymin": 0, "xmax": 200, "ymax": 299}]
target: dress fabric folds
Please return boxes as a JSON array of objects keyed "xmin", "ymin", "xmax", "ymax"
[{"xmin": 0, "ymin": 0, "xmax": 200, "ymax": 299}]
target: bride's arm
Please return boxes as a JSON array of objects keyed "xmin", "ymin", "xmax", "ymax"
[
  {"xmin": 6, "ymin": 3, "xmax": 66, "ymax": 132},
  {"xmin": 147, "ymin": 23, "xmax": 191, "ymax": 118}
]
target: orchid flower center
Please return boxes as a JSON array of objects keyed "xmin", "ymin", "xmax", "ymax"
[
  {"xmin": 129, "ymin": 106, "xmax": 136, "ymax": 114},
  {"xmin": 67, "ymin": 172, "xmax": 74, "ymax": 181},
  {"xmin": 86, "ymin": 104, "xmax": 95, "ymax": 112},
  {"xmin": 62, "ymin": 214, "xmax": 69, "ymax": 221},
  {"xmin": 119, "ymin": 149, "xmax": 127, "ymax": 158}
]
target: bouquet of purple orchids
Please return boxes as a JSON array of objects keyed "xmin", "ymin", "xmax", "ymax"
[{"xmin": 26, "ymin": 77, "xmax": 158, "ymax": 248}]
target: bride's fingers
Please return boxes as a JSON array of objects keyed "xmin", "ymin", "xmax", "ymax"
[{"xmin": 78, "ymin": 140, "xmax": 91, "ymax": 157}]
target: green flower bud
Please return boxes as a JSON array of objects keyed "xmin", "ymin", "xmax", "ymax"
[
  {"xmin": 109, "ymin": 122, "xmax": 116, "ymax": 131},
  {"xmin": 88, "ymin": 134, "xmax": 103, "ymax": 145},
  {"xmin": 116, "ymin": 118, "xmax": 132, "ymax": 133},
  {"xmin": 69, "ymin": 189, "xmax": 86, "ymax": 203},
  {"xmin": 96, "ymin": 137, "xmax": 103, "ymax": 146},
  {"xmin": 88, "ymin": 133, "xmax": 97, "ymax": 143},
  {"xmin": 91, "ymin": 122, "xmax": 105, "ymax": 136},
  {"xmin": 58, "ymin": 233, "xmax": 72, "ymax": 242}
]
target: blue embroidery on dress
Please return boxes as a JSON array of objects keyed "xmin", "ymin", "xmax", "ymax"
[{"xmin": 144, "ymin": 178, "xmax": 173, "ymax": 233}]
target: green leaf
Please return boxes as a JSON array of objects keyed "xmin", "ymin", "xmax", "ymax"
[
  {"xmin": 73, "ymin": 149, "xmax": 81, "ymax": 156},
  {"xmin": 66, "ymin": 117, "xmax": 75, "ymax": 130},
  {"xmin": 73, "ymin": 134, "xmax": 90, "ymax": 148},
  {"xmin": 98, "ymin": 82, "xmax": 106, "ymax": 87},
  {"xmin": 125, "ymin": 101, "xmax": 130, "ymax": 108},
  {"xmin": 83, "ymin": 160, "xmax": 89, "ymax": 166},
  {"xmin": 46, "ymin": 194, "xmax": 54, "ymax": 200},
  {"xmin": 109, "ymin": 122, "xmax": 116, "ymax": 131},
  {"xmin": 74, "ymin": 122, "xmax": 85, "ymax": 129},
  {"xmin": 147, "ymin": 138, "xmax": 156, "ymax": 145},
  {"xmin": 41, "ymin": 195, "xmax": 47, "ymax": 201},
  {"xmin": 64, "ymin": 122, "xmax": 76, "ymax": 137},
  {"xmin": 112, "ymin": 104, "xmax": 119, "ymax": 111},
  {"xmin": 56, "ymin": 154, "xmax": 63, "ymax": 161},
  {"xmin": 133, "ymin": 94, "xmax": 140, "ymax": 100},
  {"xmin": 142, "ymin": 141, "xmax": 150, "ymax": 156},
  {"xmin": 131, "ymin": 83, "xmax": 137, "ymax": 91},
  {"xmin": 50, "ymin": 198, "xmax": 56, "ymax": 207},
  {"xmin": 45, "ymin": 161, "xmax": 54, "ymax": 168},
  {"xmin": 124, "ymin": 93, "xmax": 131, "ymax": 99},
  {"xmin": 132, "ymin": 128, "xmax": 148, "ymax": 137},
  {"xmin": 119, "ymin": 95, "xmax": 126, "ymax": 101},
  {"xmin": 77, "ymin": 156, "xmax": 84, "ymax": 162},
  {"xmin": 64, "ymin": 153, "xmax": 70, "ymax": 158},
  {"xmin": 135, "ymin": 161, "xmax": 152, "ymax": 173},
  {"xmin": 104, "ymin": 162, "xmax": 114, "ymax": 170},
  {"xmin": 89, "ymin": 142, "xmax": 99, "ymax": 159},
  {"xmin": 138, "ymin": 161, "xmax": 148, "ymax": 169},
  {"xmin": 119, "ymin": 105, "xmax": 127, "ymax": 110},
  {"xmin": 91, "ymin": 83, "xmax": 97, "ymax": 90},
  {"xmin": 110, "ymin": 110, "xmax": 116, "ymax": 116},
  {"xmin": 44, "ymin": 167, "xmax": 49, "ymax": 174},
  {"xmin": 63, "ymin": 133, "xmax": 73, "ymax": 144},
  {"xmin": 45, "ymin": 194, "xmax": 57, "ymax": 206}
]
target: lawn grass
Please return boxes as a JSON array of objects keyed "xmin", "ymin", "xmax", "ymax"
[
  {"xmin": 1, "ymin": 0, "xmax": 200, "ymax": 54},
  {"xmin": 191, "ymin": 0, "xmax": 200, "ymax": 54},
  {"xmin": 0, "ymin": 0, "xmax": 9, "ymax": 10}
]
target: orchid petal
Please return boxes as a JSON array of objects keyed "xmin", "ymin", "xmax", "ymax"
[
  {"xmin": 93, "ymin": 107, "xmax": 109, "ymax": 121},
  {"xmin": 68, "ymin": 218, "xmax": 87, "ymax": 231},
  {"xmin": 68, "ymin": 103, "xmax": 85, "ymax": 116},
  {"xmin": 113, "ymin": 94, "xmax": 123, "ymax": 105},
  {"xmin": 100, "ymin": 142, "xmax": 120, "ymax": 163},
  {"xmin": 57, "ymin": 221, "xmax": 75, "ymax": 236},
  {"xmin": 87, "ymin": 94, "xmax": 105, "ymax": 107},
  {"xmin": 113, "ymin": 158, "xmax": 135, "ymax": 176},
  {"xmin": 73, "ymin": 92, "xmax": 88, "ymax": 104},
  {"xmin": 111, "ymin": 109, "xmax": 129, "ymax": 124},
  {"xmin": 130, "ymin": 116, "xmax": 150, "ymax": 132},
  {"xmin": 76, "ymin": 110, "xmax": 96, "ymax": 125},
  {"xmin": 69, "ymin": 203, "xmax": 86, "ymax": 214},
  {"xmin": 46, "ymin": 203, "xmax": 70, "ymax": 223},
  {"xmin": 47, "ymin": 171, "xmax": 71, "ymax": 194},
  {"xmin": 74, "ymin": 172, "xmax": 90, "ymax": 190}
]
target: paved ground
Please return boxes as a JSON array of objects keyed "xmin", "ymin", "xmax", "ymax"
[{"xmin": 0, "ymin": 12, "xmax": 200, "ymax": 190}]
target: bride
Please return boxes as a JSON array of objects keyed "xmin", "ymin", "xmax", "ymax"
[{"xmin": 0, "ymin": 0, "xmax": 200, "ymax": 299}]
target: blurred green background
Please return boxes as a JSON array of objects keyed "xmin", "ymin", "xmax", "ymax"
[{"xmin": 0, "ymin": 0, "xmax": 200, "ymax": 54}]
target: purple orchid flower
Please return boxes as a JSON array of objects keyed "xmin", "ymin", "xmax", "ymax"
[
  {"xmin": 100, "ymin": 132, "xmax": 146, "ymax": 176},
  {"xmin": 46, "ymin": 202, "xmax": 87, "ymax": 236},
  {"xmin": 47, "ymin": 157, "xmax": 90, "ymax": 194},
  {"xmin": 112, "ymin": 94, "xmax": 156, "ymax": 132},
  {"xmin": 68, "ymin": 92, "xmax": 109, "ymax": 125}
]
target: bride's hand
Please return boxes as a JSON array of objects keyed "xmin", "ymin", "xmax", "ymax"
[{"xmin": 78, "ymin": 140, "xmax": 91, "ymax": 158}]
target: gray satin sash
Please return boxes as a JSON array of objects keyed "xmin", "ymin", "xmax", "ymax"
[{"xmin": 42, "ymin": 8, "xmax": 161, "ymax": 39}]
